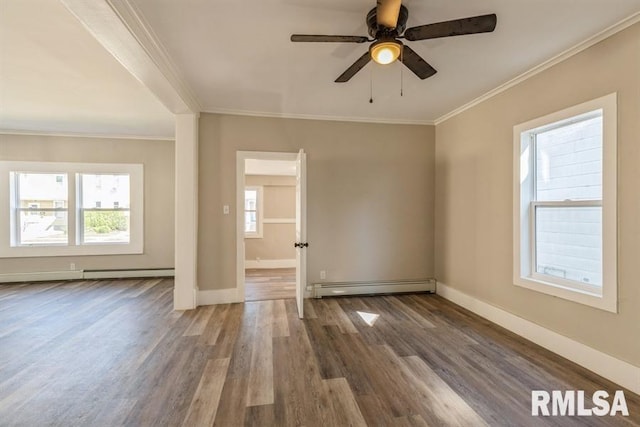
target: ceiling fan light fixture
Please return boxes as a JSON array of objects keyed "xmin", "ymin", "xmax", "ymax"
[{"xmin": 370, "ymin": 40, "xmax": 402, "ymax": 65}]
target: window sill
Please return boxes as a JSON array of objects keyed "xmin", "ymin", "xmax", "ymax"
[
  {"xmin": 514, "ymin": 276, "xmax": 617, "ymax": 313},
  {"xmin": 0, "ymin": 243, "xmax": 143, "ymax": 258}
]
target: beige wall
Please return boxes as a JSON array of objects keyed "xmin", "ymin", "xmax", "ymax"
[
  {"xmin": 435, "ymin": 23, "xmax": 640, "ymax": 365},
  {"xmin": 245, "ymin": 174, "xmax": 296, "ymax": 261},
  {"xmin": 198, "ymin": 114, "xmax": 435, "ymax": 290},
  {"xmin": 0, "ymin": 134, "xmax": 175, "ymax": 272}
]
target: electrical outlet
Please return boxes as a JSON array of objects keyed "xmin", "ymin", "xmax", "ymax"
[
  {"xmin": 70, "ymin": 262, "xmax": 75, "ymax": 271},
  {"xmin": 320, "ymin": 270, "xmax": 326, "ymax": 280},
  {"xmin": 223, "ymin": 205, "xmax": 230, "ymax": 215}
]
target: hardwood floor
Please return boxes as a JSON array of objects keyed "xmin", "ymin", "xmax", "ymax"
[
  {"xmin": 245, "ymin": 268, "xmax": 295, "ymax": 302},
  {"xmin": 0, "ymin": 278, "xmax": 638, "ymax": 426}
]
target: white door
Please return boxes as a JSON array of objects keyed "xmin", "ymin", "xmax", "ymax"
[{"xmin": 295, "ymin": 149, "xmax": 307, "ymax": 319}]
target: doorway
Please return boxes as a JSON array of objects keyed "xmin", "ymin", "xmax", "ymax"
[
  {"xmin": 244, "ymin": 267, "xmax": 296, "ymax": 301},
  {"xmin": 236, "ymin": 151, "xmax": 307, "ymax": 317}
]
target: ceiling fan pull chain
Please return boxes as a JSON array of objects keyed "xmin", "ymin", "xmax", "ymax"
[
  {"xmin": 369, "ymin": 67, "xmax": 374, "ymax": 103},
  {"xmin": 400, "ymin": 47, "xmax": 404, "ymax": 97}
]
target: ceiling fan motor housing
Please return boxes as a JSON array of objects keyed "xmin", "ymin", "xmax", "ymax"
[{"xmin": 366, "ymin": 5, "xmax": 409, "ymax": 38}]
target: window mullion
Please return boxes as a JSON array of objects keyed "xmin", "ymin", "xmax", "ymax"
[
  {"xmin": 531, "ymin": 133, "xmax": 537, "ymax": 200},
  {"xmin": 16, "ymin": 208, "xmax": 68, "ymax": 212},
  {"xmin": 532, "ymin": 200, "xmax": 602, "ymax": 208},
  {"xmin": 14, "ymin": 175, "xmax": 22, "ymax": 246},
  {"xmin": 69, "ymin": 173, "xmax": 77, "ymax": 246}
]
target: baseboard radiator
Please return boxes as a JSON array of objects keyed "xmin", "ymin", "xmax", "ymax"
[
  {"xmin": 0, "ymin": 268, "xmax": 174, "ymax": 284},
  {"xmin": 312, "ymin": 278, "xmax": 436, "ymax": 298}
]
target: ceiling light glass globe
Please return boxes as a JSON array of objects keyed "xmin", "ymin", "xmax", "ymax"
[
  {"xmin": 376, "ymin": 48, "xmax": 395, "ymax": 64},
  {"xmin": 370, "ymin": 41, "xmax": 401, "ymax": 65}
]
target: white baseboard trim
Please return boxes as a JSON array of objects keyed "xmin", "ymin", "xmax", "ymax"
[
  {"xmin": 174, "ymin": 287, "xmax": 198, "ymax": 311},
  {"xmin": 244, "ymin": 259, "xmax": 296, "ymax": 269},
  {"xmin": 0, "ymin": 268, "xmax": 174, "ymax": 283},
  {"xmin": 436, "ymin": 282, "xmax": 640, "ymax": 395},
  {"xmin": 197, "ymin": 288, "xmax": 242, "ymax": 306}
]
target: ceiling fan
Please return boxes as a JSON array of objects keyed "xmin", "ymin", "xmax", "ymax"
[{"xmin": 291, "ymin": 0, "xmax": 497, "ymax": 83}]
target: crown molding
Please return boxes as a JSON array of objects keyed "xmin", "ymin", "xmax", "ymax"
[
  {"xmin": 60, "ymin": 0, "xmax": 200, "ymax": 114},
  {"xmin": 202, "ymin": 108, "xmax": 436, "ymax": 126},
  {"xmin": 0, "ymin": 129, "xmax": 174, "ymax": 141},
  {"xmin": 434, "ymin": 12, "xmax": 640, "ymax": 126}
]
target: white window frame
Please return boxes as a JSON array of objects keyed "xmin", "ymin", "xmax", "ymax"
[
  {"xmin": 513, "ymin": 93, "xmax": 617, "ymax": 313},
  {"xmin": 0, "ymin": 161, "xmax": 143, "ymax": 258},
  {"xmin": 244, "ymin": 186, "xmax": 263, "ymax": 239},
  {"xmin": 77, "ymin": 172, "xmax": 133, "ymax": 246}
]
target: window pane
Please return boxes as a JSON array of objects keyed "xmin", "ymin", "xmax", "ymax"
[
  {"xmin": 19, "ymin": 211, "xmax": 68, "ymax": 245},
  {"xmin": 535, "ymin": 115, "xmax": 602, "ymax": 201},
  {"xmin": 16, "ymin": 173, "xmax": 68, "ymax": 245},
  {"xmin": 81, "ymin": 174, "xmax": 130, "ymax": 209},
  {"xmin": 245, "ymin": 212, "xmax": 256, "ymax": 232},
  {"xmin": 83, "ymin": 211, "xmax": 130, "ymax": 243},
  {"xmin": 245, "ymin": 189, "xmax": 257, "ymax": 210},
  {"xmin": 18, "ymin": 173, "xmax": 68, "ymax": 207},
  {"xmin": 535, "ymin": 206, "xmax": 602, "ymax": 286}
]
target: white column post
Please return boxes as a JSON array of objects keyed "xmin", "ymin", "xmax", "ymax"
[{"xmin": 174, "ymin": 113, "xmax": 199, "ymax": 310}]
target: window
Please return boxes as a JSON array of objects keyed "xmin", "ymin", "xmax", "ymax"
[
  {"xmin": 0, "ymin": 161, "xmax": 143, "ymax": 257},
  {"xmin": 513, "ymin": 93, "xmax": 617, "ymax": 312},
  {"xmin": 244, "ymin": 186, "xmax": 263, "ymax": 238},
  {"xmin": 79, "ymin": 174, "xmax": 131, "ymax": 244},
  {"xmin": 15, "ymin": 173, "xmax": 68, "ymax": 245}
]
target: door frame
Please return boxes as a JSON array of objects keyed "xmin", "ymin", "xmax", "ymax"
[{"xmin": 235, "ymin": 151, "xmax": 299, "ymax": 302}]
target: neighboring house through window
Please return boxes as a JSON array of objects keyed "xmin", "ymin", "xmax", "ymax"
[{"xmin": 16, "ymin": 173, "xmax": 68, "ymax": 245}]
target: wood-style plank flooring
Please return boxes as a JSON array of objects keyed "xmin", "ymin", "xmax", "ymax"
[
  {"xmin": 245, "ymin": 268, "xmax": 295, "ymax": 302},
  {"xmin": 0, "ymin": 278, "xmax": 638, "ymax": 426}
]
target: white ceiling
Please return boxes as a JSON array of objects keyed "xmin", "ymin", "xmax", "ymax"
[
  {"xmin": 0, "ymin": 0, "xmax": 174, "ymax": 138},
  {"xmin": 131, "ymin": 0, "xmax": 640, "ymax": 124},
  {"xmin": 1, "ymin": 0, "xmax": 639, "ymax": 137}
]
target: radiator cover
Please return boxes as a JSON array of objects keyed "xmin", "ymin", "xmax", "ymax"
[{"xmin": 312, "ymin": 279, "xmax": 436, "ymax": 298}]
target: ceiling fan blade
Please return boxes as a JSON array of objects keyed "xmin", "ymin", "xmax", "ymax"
[
  {"xmin": 291, "ymin": 34, "xmax": 368, "ymax": 43},
  {"xmin": 404, "ymin": 13, "xmax": 497, "ymax": 41},
  {"xmin": 401, "ymin": 45, "xmax": 437, "ymax": 80},
  {"xmin": 335, "ymin": 51, "xmax": 371, "ymax": 83},
  {"xmin": 376, "ymin": 0, "xmax": 402, "ymax": 29}
]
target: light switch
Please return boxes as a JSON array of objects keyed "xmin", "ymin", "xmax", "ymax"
[{"xmin": 223, "ymin": 205, "xmax": 230, "ymax": 215}]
